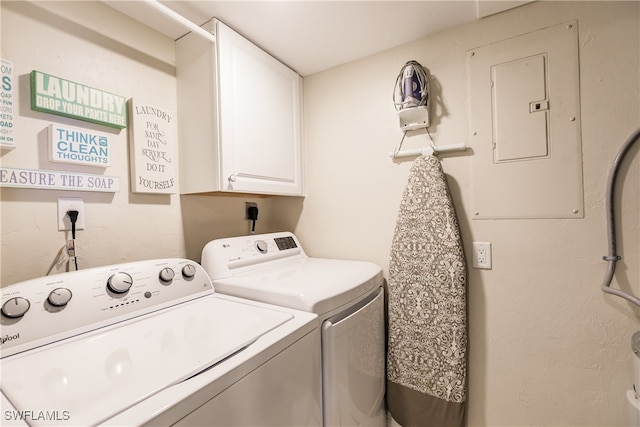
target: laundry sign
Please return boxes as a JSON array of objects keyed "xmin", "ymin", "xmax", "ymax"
[
  {"xmin": 0, "ymin": 167, "xmax": 120, "ymax": 192},
  {"xmin": 49, "ymin": 124, "xmax": 111, "ymax": 167},
  {"xmin": 128, "ymin": 99, "xmax": 177, "ymax": 194},
  {"xmin": 30, "ymin": 70, "xmax": 127, "ymax": 129}
]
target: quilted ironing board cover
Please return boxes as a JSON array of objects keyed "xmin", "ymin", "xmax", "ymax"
[{"xmin": 387, "ymin": 155, "xmax": 467, "ymax": 427}]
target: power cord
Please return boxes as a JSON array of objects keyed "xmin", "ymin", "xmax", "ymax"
[
  {"xmin": 67, "ymin": 210, "xmax": 79, "ymax": 270},
  {"xmin": 247, "ymin": 206, "xmax": 259, "ymax": 234}
]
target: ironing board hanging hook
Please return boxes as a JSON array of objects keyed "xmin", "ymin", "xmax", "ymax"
[
  {"xmin": 393, "ymin": 132, "xmax": 408, "ymax": 158},
  {"xmin": 425, "ymin": 129, "xmax": 437, "ymax": 155}
]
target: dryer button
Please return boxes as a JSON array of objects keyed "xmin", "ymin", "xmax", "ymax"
[{"xmin": 255, "ymin": 240, "xmax": 268, "ymax": 254}]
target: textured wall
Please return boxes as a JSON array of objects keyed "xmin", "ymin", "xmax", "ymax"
[
  {"xmin": 0, "ymin": 1, "xmax": 273, "ymax": 284},
  {"xmin": 274, "ymin": 2, "xmax": 640, "ymax": 425}
]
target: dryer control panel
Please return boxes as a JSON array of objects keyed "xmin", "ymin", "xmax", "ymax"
[
  {"xmin": 0, "ymin": 259, "xmax": 213, "ymax": 359},
  {"xmin": 201, "ymin": 232, "xmax": 307, "ymax": 279}
]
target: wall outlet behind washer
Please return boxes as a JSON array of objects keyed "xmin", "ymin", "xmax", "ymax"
[
  {"xmin": 245, "ymin": 202, "xmax": 257, "ymax": 219},
  {"xmin": 58, "ymin": 197, "xmax": 85, "ymax": 231}
]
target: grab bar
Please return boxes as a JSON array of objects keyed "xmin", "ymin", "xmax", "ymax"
[{"xmin": 601, "ymin": 126, "xmax": 640, "ymax": 306}]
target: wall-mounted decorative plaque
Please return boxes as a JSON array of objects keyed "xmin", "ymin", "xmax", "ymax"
[
  {"xmin": 128, "ymin": 99, "xmax": 177, "ymax": 194},
  {"xmin": 31, "ymin": 70, "xmax": 127, "ymax": 129}
]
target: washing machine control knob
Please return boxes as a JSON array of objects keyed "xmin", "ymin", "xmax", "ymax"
[
  {"xmin": 255, "ymin": 240, "xmax": 268, "ymax": 254},
  {"xmin": 107, "ymin": 272, "xmax": 133, "ymax": 294},
  {"xmin": 159, "ymin": 267, "xmax": 175, "ymax": 283},
  {"xmin": 47, "ymin": 288, "xmax": 73, "ymax": 307},
  {"xmin": 2, "ymin": 297, "xmax": 31, "ymax": 318},
  {"xmin": 182, "ymin": 264, "xmax": 197, "ymax": 279}
]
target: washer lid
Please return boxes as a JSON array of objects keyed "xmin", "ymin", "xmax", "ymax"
[
  {"xmin": 1, "ymin": 296, "xmax": 292, "ymax": 426},
  {"xmin": 212, "ymin": 258, "xmax": 383, "ymax": 315}
]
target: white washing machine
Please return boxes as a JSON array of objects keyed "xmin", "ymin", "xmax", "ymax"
[
  {"xmin": 0, "ymin": 258, "xmax": 322, "ymax": 426},
  {"xmin": 201, "ymin": 232, "xmax": 386, "ymax": 427}
]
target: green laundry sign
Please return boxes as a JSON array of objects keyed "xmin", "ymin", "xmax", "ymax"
[{"xmin": 30, "ymin": 70, "xmax": 127, "ymax": 129}]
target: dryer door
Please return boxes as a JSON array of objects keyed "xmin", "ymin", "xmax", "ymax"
[{"xmin": 321, "ymin": 288, "xmax": 385, "ymax": 427}]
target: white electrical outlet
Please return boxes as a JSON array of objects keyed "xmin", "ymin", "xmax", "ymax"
[
  {"xmin": 58, "ymin": 198, "xmax": 85, "ymax": 231},
  {"xmin": 472, "ymin": 242, "xmax": 492, "ymax": 269}
]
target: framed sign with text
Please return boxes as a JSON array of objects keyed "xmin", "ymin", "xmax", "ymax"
[
  {"xmin": 1, "ymin": 59, "xmax": 15, "ymax": 149},
  {"xmin": 0, "ymin": 167, "xmax": 120, "ymax": 192},
  {"xmin": 30, "ymin": 70, "xmax": 127, "ymax": 129},
  {"xmin": 49, "ymin": 124, "xmax": 111, "ymax": 167},
  {"xmin": 128, "ymin": 99, "xmax": 177, "ymax": 194}
]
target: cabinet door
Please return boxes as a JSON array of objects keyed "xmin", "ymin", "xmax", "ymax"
[{"xmin": 216, "ymin": 20, "xmax": 303, "ymax": 196}]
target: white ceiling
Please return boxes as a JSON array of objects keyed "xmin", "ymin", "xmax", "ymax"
[{"xmin": 104, "ymin": 1, "xmax": 529, "ymax": 76}]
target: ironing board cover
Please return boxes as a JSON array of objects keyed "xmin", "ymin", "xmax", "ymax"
[{"xmin": 386, "ymin": 155, "xmax": 467, "ymax": 427}]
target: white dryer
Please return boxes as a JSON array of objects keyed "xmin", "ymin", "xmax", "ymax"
[
  {"xmin": 201, "ymin": 232, "xmax": 386, "ymax": 427},
  {"xmin": 0, "ymin": 259, "xmax": 322, "ymax": 426}
]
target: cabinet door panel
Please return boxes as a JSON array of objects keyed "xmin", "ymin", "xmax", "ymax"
[{"xmin": 218, "ymin": 21, "xmax": 302, "ymax": 195}]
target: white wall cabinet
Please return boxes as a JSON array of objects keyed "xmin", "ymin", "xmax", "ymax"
[{"xmin": 176, "ymin": 19, "xmax": 303, "ymax": 196}]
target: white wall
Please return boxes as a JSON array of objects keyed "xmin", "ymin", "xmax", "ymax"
[
  {"xmin": 274, "ymin": 1, "xmax": 640, "ymax": 426},
  {"xmin": 0, "ymin": 1, "xmax": 274, "ymax": 284}
]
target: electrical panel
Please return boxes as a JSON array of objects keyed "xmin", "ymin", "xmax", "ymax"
[{"xmin": 467, "ymin": 20, "xmax": 583, "ymax": 219}]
